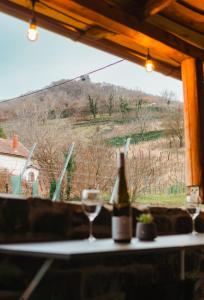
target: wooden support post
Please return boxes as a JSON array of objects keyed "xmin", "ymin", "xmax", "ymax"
[{"xmin": 181, "ymin": 58, "xmax": 204, "ymax": 200}]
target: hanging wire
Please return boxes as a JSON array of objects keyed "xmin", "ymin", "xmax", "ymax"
[{"xmin": 0, "ymin": 59, "xmax": 124, "ymax": 104}]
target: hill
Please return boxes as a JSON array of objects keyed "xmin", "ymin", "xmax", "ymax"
[
  {"xmin": 0, "ymin": 78, "xmax": 165, "ymax": 121},
  {"xmin": 0, "ymin": 78, "xmax": 184, "ymax": 202}
]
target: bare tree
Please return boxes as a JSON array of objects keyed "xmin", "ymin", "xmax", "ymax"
[
  {"xmin": 160, "ymin": 89, "xmax": 177, "ymax": 105},
  {"xmin": 0, "ymin": 127, "xmax": 6, "ymax": 138},
  {"xmin": 88, "ymin": 95, "xmax": 98, "ymax": 119},
  {"xmin": 119, "ymin": 97, "xmax": 130, "ymax": 119},
  {"xmin": 126, "ymin": 149, "xmax": 155, "ymax": 200},
  {"xmin": 135, "ymin": 105, "xmax": 152, "ymax": 138},
  {"xmin": 135, "ymin": 98, "xmax": 143, "ymax": 118},
  {"xmin": 162, "ymin": 104, "xmax": 184, "ymax": 148},
  {"xmin": 105, "ymin": 94, "xmax": 114, "ymax": 116},
  {"xmin": 72, "ymin": 141, "xmax": 116, "ymax": 197}
]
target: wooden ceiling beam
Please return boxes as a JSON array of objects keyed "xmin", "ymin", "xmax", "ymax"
[
  {"xmin": 89, "ymin": 39, "xmax": 181, "ymax": 80},
  {"xmin": 84, "ymin": 26, "xmax": 116, "ymax": 40},
  {"xmin": 0, "ymin": 0, "xmax": 181, "ymax": 80},
  {"xmin": 144, "ymin": 0, "xmax": 175, "ymax": 19},
  {"xmin": 109, "ymin": 34, "xmax": 180, "ymax": 67},
  {"xmin": 78, "ymin": 38, "xmax": 181, "ymax": 80},
  {"xmin": 62, "ymin": 0, "xmax": 204, "ymax": 60},
  {"xmin": 2, "ymin": 0, "xmax": 204, "ymax": 60},
  {"xmin": 148, "ymin": 15, "xmax": 204, "ymax": 50},
  {"xmin": 166, "ymin": 2, "xmax": 204, "ymax": 24}
]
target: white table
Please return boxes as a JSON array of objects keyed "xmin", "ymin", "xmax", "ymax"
[{"xmin": 0, "ymin": 234, "xmax": 203, "ymax": 300}]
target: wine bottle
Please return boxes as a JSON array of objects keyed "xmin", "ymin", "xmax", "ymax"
[{"xmin": 112, "ymin": 152, "xmax": 132, "ymax": 243}]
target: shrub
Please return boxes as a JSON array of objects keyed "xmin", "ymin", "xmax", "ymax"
[{"xmin": 137, "ymin": 213, "xmax": 154, "ymax": 224}]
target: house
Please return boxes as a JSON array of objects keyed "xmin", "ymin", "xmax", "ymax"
[{"xmin": 0, "ymin": 135, "xmax": 39, "ymax": 182}]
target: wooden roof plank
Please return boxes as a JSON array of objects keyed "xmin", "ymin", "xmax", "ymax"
[
  {"xmin": 144, "ymin": 0, "xmax": 175, "ymax": 18},
  {"xmin": 163, "ymin": 3, "xmax": 204, "ymax": 34},
  {"xmin": 83, "ymin": 26, "xmax": 116, "ymax": 40},
  {"xmin": 148, "ymin": 15, "xmax": 204, "ymax": 50},
  {"xmin": 3, "ymin": 0, "xmax": 204, "ymax": 60},
  {"xmin": 60, "ymin": 0, "xmax": 204, "ymax": 59},
  {"xmin": 179, "ymin": 0, "xmax": 204, "ymax": 14}
]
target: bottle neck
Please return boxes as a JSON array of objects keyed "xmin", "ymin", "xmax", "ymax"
[{"xmin": 117, "ymin": 157, "xmax": 129, "ymax": 204}]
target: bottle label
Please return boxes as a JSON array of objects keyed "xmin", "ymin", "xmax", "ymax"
[{"xmin": 112, "ymin": 216, "xmax": 132, "ymax": 240}]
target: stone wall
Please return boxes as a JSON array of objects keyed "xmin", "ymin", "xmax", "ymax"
[
  {"xmin": 0, "ymin": 196, "xmax": 202, "ymax": 243},
  {"xmin": 0, "ymin": 196, "xmax": 203, "ymax": 300}
]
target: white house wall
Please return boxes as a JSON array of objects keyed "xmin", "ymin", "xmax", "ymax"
[{"xmin": 0, "ymin": 154, "xmax": 39, "ymax": 181}]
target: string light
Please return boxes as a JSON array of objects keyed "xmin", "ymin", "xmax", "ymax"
[
  {"xmin": 27, "ymin": 0, "xmax": 39, "ymax": 41},
  {"xmin": 145, "ymin": 49, "xmax": 155, "ymax": 72}
]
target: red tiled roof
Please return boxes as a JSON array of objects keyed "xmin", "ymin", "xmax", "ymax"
[{"xmin": 0, "ymin": 138, "xmax": 29, "ymax": 158}]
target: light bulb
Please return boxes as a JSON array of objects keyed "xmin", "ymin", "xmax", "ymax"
[
  {"xmin": 145, "ymin": 59, "xmax": 155, "ymax": 72},
  {"xmin": 27, "ymin": 16, "xmax": 39, "ymax": 41}
]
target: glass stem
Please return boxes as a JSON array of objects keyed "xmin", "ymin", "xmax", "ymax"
[
  {"xmin": 192, "ymin": 218, "xmax": 196, "ymax": 234},
  {"xmin": 89, "ymin": 220, "xmax": 93, "ymax": 238}
]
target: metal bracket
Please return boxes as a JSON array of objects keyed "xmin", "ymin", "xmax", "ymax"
[
  {"xmin": 20, "ymin": 258, "xmax": 53, "ymax": 300},
  {"xmin": 180, "ymin": 249, "xmax": 185, "ymax": 280}
]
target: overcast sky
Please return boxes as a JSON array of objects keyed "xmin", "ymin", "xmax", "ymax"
[{"xmin": 0, "ymin": 12, "xmax": 183, "ymax": 102}]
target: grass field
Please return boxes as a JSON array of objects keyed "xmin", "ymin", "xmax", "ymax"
[
  {"xmin": 134, "ymin": 193, "xmax": 186, "ymax": 207},
  {"xmin": 106, "ymin": 130, "xmax": 164, "ymax": 147},
  {"xmin": 103, "ymin": 193, "xmax": 186, "ymax": 207}
]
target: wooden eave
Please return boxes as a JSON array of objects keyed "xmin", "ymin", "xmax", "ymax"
[{"xmin": 0, "ymin": 0, "xmax": 204, "ymax": 80}]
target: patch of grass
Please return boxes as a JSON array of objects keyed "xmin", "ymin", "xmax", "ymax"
[
  {"xmin": 73, "ymin": 117, "xmax": 111, "ymax": 127},
  {"xmin": 103, "ymin": 193, "xmax": 187, "ymax": 208},
  {"xmin": 134, "ymin": 193, "xmax": 186, "ymax": 207},
  {"xmin": 106, "ymin": 130, "xmax": 164, "ymax": 147},
  {"xmin": 113, "ymin": 117, "xmax": 138, "ymax": 124}
]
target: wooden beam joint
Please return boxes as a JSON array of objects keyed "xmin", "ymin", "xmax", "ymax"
[{"xmin": 144, "ymin": 0, "xmax": 175, "ymax": 19}]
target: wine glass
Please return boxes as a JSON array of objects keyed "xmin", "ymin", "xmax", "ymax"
[
  {"xmin": 82, "ymin": 189, "xmax": 103, "ymax": 242},
  {"xmin": 186, "ymin": 186, "xmax": 200, "ymax": 235}
]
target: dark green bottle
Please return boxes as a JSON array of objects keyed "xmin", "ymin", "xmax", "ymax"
[{"xmin": 112, "ymin": 152, "xmax": 132, "ymax": 243}]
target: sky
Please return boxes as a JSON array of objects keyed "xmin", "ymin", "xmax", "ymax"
[{"xmin": 0, "ymin": 12, "xmax": 183, "ymax": 102}]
